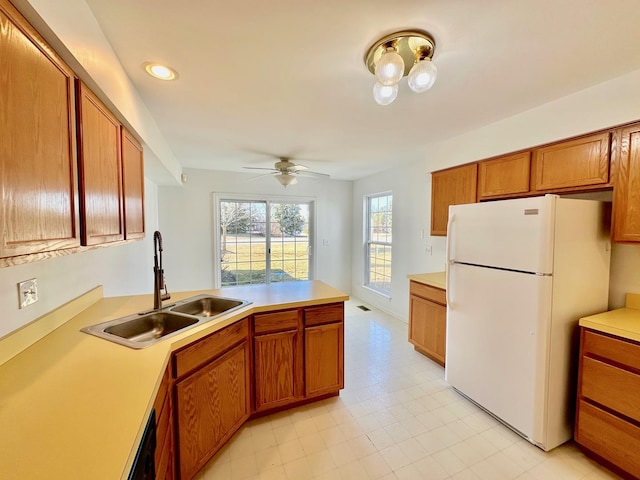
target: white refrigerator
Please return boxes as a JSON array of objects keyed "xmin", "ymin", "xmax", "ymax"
[{"xmin": 445, "ymin": 194, "xmax": 611, "ymax": 451}]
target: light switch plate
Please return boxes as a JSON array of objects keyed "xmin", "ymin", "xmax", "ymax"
[{"xmin": 18, "ymin": 278, "xmax": 38, "ymax": 309}]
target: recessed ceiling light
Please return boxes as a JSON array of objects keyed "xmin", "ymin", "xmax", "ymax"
[{"xmin": 143, "ymin": 62, "xmax": 178, "ymax": 80}]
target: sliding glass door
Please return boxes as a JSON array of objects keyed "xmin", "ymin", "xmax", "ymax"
[{"xmin": 218, "ymin": 198, "xmax": 312, "ymax": 286}]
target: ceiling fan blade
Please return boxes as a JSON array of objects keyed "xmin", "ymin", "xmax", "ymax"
[
  {"xmin": 248, "ymin": 172, "xmax": 277, "ymax": 181},
  {"xmin": 290, "ymin": 164, "xmax": 309, "ymax": 172},
  {"xmin": 243, "ymin": 166, "xmax": 277, "ymax": 171},
  {"xmin": 298, "ymin": 170, "xmax": 330, "ymax": 178}
]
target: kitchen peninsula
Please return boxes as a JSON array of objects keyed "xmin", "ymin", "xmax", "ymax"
[{"xmin": 0, "ymin": 280, "xmax": 348, "ymax": 480}]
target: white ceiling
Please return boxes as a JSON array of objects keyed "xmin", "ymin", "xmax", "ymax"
[{"xmin": 84, "ymin": 0, "xmax": 640, "ymax": 180}]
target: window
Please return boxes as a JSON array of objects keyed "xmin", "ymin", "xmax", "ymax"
[
  {"xmin": 215, "ymin": 196, "xmax": 313, "ymax": 287},
  {"xmin": 365, "ymin": 192, "xmax": 392, "ymax": 295}
]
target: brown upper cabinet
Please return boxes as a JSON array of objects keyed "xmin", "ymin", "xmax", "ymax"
[
  {"xmin": 0, "ymin": 0, "xmax": 81, "ymax": 258},
  {"xmin": 612, "ymin": 123, "xmax": 640, "ymax": 242},
  {"xmin": 77, "ymin": 81, "xmax": 125, "ymax": 245},
  {"xmin": 431, "ymin": 163, "xmax": 478, "ymax": 236},
  {"xmin": 532, "ymin": 132, "xmax": 610, "ymax": 191},
  {"xmin": 477, "ymin": 151, "xmax": 531, "ymax": 200},
  {"xmin": 121, "ymin": 128, "xmax": 145, "ymax": 239}
]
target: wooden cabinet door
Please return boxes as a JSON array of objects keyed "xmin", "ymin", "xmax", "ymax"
[
  {"xmin": 121, "ymin": 128, "xmax": 145, "ymax": 240},
  {"xmin": 175, "ymin": 341, "xmax": 250, "ymax": 480},
  {"xmin": 612, "ymin": 124, "xmax": 640, "ymax": 242},
  {"xmin": 154, "ymin": 365, "xmax": 173, "ymax": 480},
  {"xmin": 0, "ymin": 0, "xmax": 80, "ymax": 258},
  {"xmin": 254, "ymin": 329, "xmax": 302, "ymax": 411},
  {"xmin": 77, "ymin": 81, "xmax": 124, "ymax": 245},
  {"xmin": 477, "ymin": 152, "xmax": 531, "ymax": 200},
  {"xmin": 431, "ymin": 164, "xmax": 477, "ymax": 236},
  {"xmin": 305, "ymin": 322, "xmax": 344, "ymax": 397},
  {"xmin": 408, "ymin": 295, "xmax": 446, "ymax": 366},
  {"xmin": 532, "ymin": 132, "xmax": 610, "ymax": 191}
]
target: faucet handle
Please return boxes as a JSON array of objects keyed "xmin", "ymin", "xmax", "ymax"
[{"xmin": 161, "ymin": 282, "xmax": 171, "ymax": 301}]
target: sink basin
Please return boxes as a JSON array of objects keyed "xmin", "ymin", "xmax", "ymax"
[
  {"xmin": 81, "ymin": 294, "xmax": 251, "ymax": 349},
  {"xmin": 104, "ymin": 312, "xmax": 198, "ymax": 342},
  {"xmin": 170, "ymin": 295, "xmax": 249, "ymax": 317}
]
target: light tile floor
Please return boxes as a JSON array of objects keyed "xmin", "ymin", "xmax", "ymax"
[{"xmin": 194, "ymin": 300, "xmax": 621, "ymax": 480}]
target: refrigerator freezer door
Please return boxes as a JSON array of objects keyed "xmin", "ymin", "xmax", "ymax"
[
  {"xmin": 448, "ymin": 195, "xmax": 556, "ymax": 274},
  {"xmin": 445, "ymin": 262, "xmax": 553, "ymax": 447}
]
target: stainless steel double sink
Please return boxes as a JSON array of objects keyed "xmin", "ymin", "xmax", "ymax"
[{"xmin": 81, "ymin": 294, "xmax": 251, "ymax": 349}]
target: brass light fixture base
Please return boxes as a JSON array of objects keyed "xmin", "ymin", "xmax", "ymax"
[{"xmin": 364, "ymin": 30, "xmax": 436, "ymax": 77}]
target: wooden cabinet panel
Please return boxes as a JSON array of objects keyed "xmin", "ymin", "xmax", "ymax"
[
  {"xmin": 576, "ymin": 328, "xmax": 640, "ymax": 479},
  {"xmin": 174, "ymin": 318, "xmax": 248, "ymax": 378},
  {"xmin": 431, "ymin": 164, "xmax": 477, "ymax": 236},
  {"xmin": 0, "ymin": 0, "xmax": 80, "ymax": 258},
  {"xmin": 612, "ymin": 124, "xmax": 640, "ymax": 242},
  {"xmin": 77, "ymin": 81, "xmax": 124, "ymax": 245},
  {"xmin": 121, "ymin": 127, "xmax": 145, "ymax": 240},
  {"xmin": 254, "ymin": 309, "xmax": 299, "ymax": 334},
  {"xmin": 304, "ymin": 303, "xmax": 344, "ymax": 327},
  {"xmin": 532, "ymin": 132, "xmax": 610, "ymax": 191},
  {"xmin": 581, "ymin": 356, "xmax": 640, "ymax": 423},
  {"xmin": 175, "ymin": 342, "xmax": 250, "ymax": 480},
  {"xmin": 478, "ymin": 152, "xmax": 531, "ymax": 200},
  {"xmin": 408, "ymin": 293, "xmax": 446, "ymax": 366},
  {"xmin": 409, "ymin": 281, "xmax": 446, "ymax": 305},
  {"xmin": 154, "ymin": 364, "xmax": 174, "ymax": 480},
  {"xmin": 576, "ymin": 399, "xmax": 640, "ymax": 478},
  {"xmin": 582, "ymin": 328, "xmax": 640, "ymax": 371},
  {"xmin": 305, "ymin": 321, "xmax": 344, "ymax": 397},
  {"xmin": 254, "ymin": 329, "xmax": 301, "ymax": 411}
]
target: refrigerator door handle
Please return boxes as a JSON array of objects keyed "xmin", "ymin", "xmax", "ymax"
[{"xmin": 446, "ymin": 212, "xmax": 455, "ymax": 307}]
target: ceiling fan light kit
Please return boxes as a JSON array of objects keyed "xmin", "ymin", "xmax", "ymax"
[
  {"xmin": 243, "ymin": 158, "xmax": 330, "ymax": 187},
  {"xmin": 365, "ymin": 30, "xmax": 437, "ymax": 105}
]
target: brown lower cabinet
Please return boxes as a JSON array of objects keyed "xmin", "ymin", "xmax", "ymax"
[
  {"xmin": 152, "ymin": 302, "xmax": 345, "ymax": 480},
  {"xmin": 408, "ymin": 281, "xmax": 446, "ymax": 366},
  {"xmin": 575, "ymin": 328, "xmax": 640, "ymax": 479}
]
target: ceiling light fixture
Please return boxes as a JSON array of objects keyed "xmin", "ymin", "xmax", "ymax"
[
  {"xmin": 144, "ymin": 62, "xmax": 178, "ymax": 80},
  {"xmin": 365, "ymin": 30, "xmax": 437, "ymax": 105},
  {"xmin": 275, "ymin": 173, "xmax": 298, "ymax": 187}
]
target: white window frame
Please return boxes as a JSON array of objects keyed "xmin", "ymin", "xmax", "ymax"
[
  {"xmin": 364, "ymin": 191, "xmax": 392, "ymax": 297},
  {"xmin": 212, "ymin": 193, "xmax": 316, "ymax": 288}
]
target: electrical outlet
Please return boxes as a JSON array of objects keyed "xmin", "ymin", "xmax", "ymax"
[
  {"xmin": 425, "ymin": 245, "xmax": 433, "ymax": 255},
  {"xmin": 18, "ymin": 278, "xmax": 38, "ymax": 309}
]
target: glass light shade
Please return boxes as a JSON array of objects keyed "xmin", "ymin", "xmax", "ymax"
[
  {"xmin": 373, "ymin": 82, "xmax": 398, "ymax": 106},
  {"xmin": 275, "ymin": 173, "xmax": 297, "ymax": 187},
  {"xmin": 407, "ymin": 58, "xmax": 437, "ymax": 93},
  {"xmin": 374, "ymin": 50, "xmax": 405, "ymax": 86}
]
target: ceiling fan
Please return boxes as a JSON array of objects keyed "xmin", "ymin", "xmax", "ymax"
[{"xmin": 243, "ymin": 158, "xmax": 330, "ymax": 187}]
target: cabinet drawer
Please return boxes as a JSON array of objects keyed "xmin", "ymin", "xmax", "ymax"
[
  {"xmin": 582, "ymin": 329, "xmax": 640, "ymax": 372},
  {"xmin": 581, "ymin": 356, "xmax": 640, "ymax": 423},
  {"xmin": 409, "ymin": 281, "xmax": 446, "ymax": 305},
  {"xmin": 576, "ymin": 399, "xmax": 640, "ymax": 478},
  {"xmin": 173, "ymin": 318, "xmax": 248, "ymax": 378},
  {"xmin": 254, "ymin": 309, "xmax": 298, "ymax": 334},
  {"xmin": 304, "ymin": 303, "xmax": 344, "ymax": 327}
]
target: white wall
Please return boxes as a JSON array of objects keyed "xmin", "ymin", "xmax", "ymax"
[
  {"xmin": 0, "ymin": 180, "xmax": 159, "ymax": 339},
  {"xmin": 157, "ymin": 168, "xmax": 352, "ymax": 294},
  {"xmin": 351, "ymin": 160, "xmax": 446, "ymax": 319},
  {"xmin": 353, "ymin": 69, "xmax": 640, "ymax": 321}
]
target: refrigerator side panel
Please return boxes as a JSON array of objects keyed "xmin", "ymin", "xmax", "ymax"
[
  {"xmin": 448, "ymin": 195, "xmax": 555, "ymax": 274},
  {"xmin": 445, "ymin": 263, "xmax": 553, "ymax": 444},
  {"xmin": 544, "ymin": 199, "xmax": 611, "ymax": 449}
]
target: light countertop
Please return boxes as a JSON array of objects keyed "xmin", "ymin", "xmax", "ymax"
[
  {"xmin": 407, "ymin": 272, "xmax": 446, "ymax": 290},
  {"xmin": 0, "ymin": 280, "xmax": 348, "ymax": 480},
  {"xmin": 579, "ymin": 293, "xmax": 640, "ymax": 342}
]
